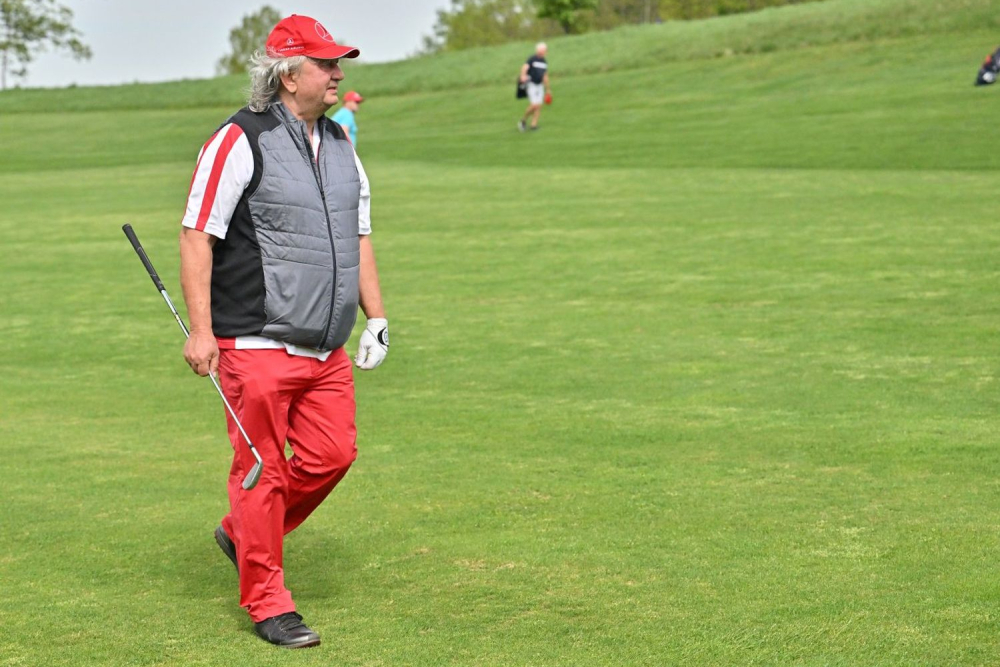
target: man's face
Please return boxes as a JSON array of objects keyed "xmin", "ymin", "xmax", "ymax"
[
  {"xmin": 345, "ymin": 100, "xmax": 360, "ymax": 112},
  {"xmin": 290, "ymin": 58, "xmax": 344, "ymax": 114}
]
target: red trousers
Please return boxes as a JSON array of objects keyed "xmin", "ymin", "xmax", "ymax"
[{"xmin": 217, "ymin": 347, "xmax": 357, "ymax": 622}]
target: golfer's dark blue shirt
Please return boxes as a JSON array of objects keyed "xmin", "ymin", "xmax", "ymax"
[{"xmin": 526, "ymin": 55, "xmax": 548, "ymax": 84}]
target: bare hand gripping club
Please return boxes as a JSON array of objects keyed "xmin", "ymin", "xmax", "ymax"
[{"xmin": 122, "ymin": 224, "xmax": 263, "ymax": 490}]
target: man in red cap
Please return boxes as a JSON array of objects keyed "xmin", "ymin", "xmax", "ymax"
[
  {"xmin": 332, "ymin": 90, "xmax": 364, "ymax": 146},
  {"xmin": 178, "ymin": 14, "xmax": 389, "ymax": 648}
]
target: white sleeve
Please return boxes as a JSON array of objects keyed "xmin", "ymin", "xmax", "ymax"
[
  {"xmin": 180, "ymin": 124, "xmax": 253, "ymax": 239},
  {"xmin": 355, "ymin": 149, "xmax": 372, "ymax": 236}
]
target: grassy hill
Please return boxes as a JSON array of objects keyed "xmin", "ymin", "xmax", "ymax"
[
  {"xmin": 1, "ymin": 0, "xmax": 997, "ymax": 112},
  {"xmin": 2, "ymin": 0, "xmax": 999, "ymax": 664}
]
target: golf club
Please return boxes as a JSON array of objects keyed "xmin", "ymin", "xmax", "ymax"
[{"xmin": 122, "ymin": 223, "xmax": 263, "ymax": 490}]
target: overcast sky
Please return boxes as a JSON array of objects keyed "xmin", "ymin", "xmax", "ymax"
[{"xmin": 23, "ymin": 0, "xmax": 451, "ymax": 89}]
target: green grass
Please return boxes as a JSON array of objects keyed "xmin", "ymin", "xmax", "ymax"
[{"xmin": 2, "ymin": 0, "xmax": 1000, "ymax": 664}]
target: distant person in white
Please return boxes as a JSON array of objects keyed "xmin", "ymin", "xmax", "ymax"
[{"xmin": 518, "ymin": 42, "xmax": 551, "ymax": 132}]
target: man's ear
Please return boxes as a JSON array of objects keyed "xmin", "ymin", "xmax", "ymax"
[{"xmin": 280, "ymin": 70, "xmax": 297, "ymax": 94}]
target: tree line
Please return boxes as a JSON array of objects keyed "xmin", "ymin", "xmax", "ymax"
[
  {"xmin": 422, "ymin": 0, "xmax": 825, "ymax": 53},
  {"xmin": 0, "ymin": 0, "xmax": 827, "ymax": 88},
  {"xmin": 0, "ymin": 0, "xmax": 90, "ymax": 90}
]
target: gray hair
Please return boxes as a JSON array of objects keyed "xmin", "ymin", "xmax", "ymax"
[{"xmin": 247, "ymin": 51, "xmax": 307, "ymax": 112}]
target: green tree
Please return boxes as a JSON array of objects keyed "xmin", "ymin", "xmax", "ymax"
[
  {"xmin": 658, "ymin": 0, "xmax": 822, "ymax": 20},
  {"xmin": 0, "ymin": 0, "xmax": 91, "ymax": 90},
  {"xmin": 421, "ymin": 0, "xmax": 827, "ymax": 53},
  {"xmin": 536, "ymin": 0, "xmax": 599, "ymax": 33},
  {"xmin": 589, "ymin": 0, "xmax": 661, "ymax": 30},
  {"xmin": 422, "ymin": 0, "xmax": 559, "ymax": 53},
  {"xmin": 216, "ymin": 5, "xmax": 281, "ymax": 76}
]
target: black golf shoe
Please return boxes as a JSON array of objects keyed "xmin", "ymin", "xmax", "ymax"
[
  {"xmin": 254, "ymin": 612, "xmax": 321, "ymax": 648},
  {"xmin": 214, "ymin": 526, "xmax": 238, "ymax": 573}
]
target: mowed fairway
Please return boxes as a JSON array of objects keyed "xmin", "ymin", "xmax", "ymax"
[{"xmin": 2, "ymin": 1, "xmax": 1000, "ymax": 664}]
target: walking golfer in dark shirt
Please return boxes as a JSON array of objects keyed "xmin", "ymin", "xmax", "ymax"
[{"xmin": 518, "ymin": 42, "xmax": 551, "ymax": 132}]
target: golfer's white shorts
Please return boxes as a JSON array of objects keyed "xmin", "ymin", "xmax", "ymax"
[{"xmin": 527, "ymin": 82, "xmax": 545, "ymax": 106}]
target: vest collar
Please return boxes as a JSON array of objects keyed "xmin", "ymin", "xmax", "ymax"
[{"xmin": 270, "ymin": 101, "xmax": 326, "ymax": 153}]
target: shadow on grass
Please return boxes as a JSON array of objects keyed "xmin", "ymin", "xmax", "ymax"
[
  {"xmin": 163, "ymin": 525, "xmax": 249, "ymax": 632},
  {"xmin": 283, "ymin": 525, "xmax": 358, "ymax": 603},
  {"xmin": 157, "ymin": 523, "xmax": 358, "ymax": 622}
]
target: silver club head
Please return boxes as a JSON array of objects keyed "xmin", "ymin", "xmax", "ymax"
[{"xmin": 242, "ymin": 457, "xmax": 263, "ymax": 490}]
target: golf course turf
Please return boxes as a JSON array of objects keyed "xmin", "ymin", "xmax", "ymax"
[{"xmin": 1, "ymin": 0, "xmax": 999, "ymax": 663}]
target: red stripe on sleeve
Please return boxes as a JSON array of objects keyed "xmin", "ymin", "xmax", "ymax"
[
  {"xmin": 185, "ymin": 127, "xmax": 223, "ymax": 200},
  {"xmin": 195, "ymin": 124, "xmax": 245, "ymax": 232}
]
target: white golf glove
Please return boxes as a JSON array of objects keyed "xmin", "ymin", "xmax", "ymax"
[{"xmin": 355, "ymin": 318, "xmax": 388, "ymax": 370}]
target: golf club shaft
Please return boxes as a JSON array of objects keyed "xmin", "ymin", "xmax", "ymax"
[{"xmin": 122, "ymin": 224, "xmax": 264, "ymax": 488}]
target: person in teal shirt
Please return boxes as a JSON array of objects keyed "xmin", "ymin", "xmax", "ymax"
[{"xmin": 332, "ymin": 90, "xmax": 364, "ymax": 146}]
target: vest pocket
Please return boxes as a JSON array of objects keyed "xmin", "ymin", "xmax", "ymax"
[
  {"xmin": 334, "ymin": 236, "xmax": 360, "ymax": 269},
  {"xmin": 260, "ymin": 258, "xmax": 330, "ymax": 347}
]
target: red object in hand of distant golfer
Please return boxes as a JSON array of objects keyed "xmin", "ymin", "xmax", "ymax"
[{"xmin": 544, "ymin": 92, "xmax": 553, "ymax": 105}]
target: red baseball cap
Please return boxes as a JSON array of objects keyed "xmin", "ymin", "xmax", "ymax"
[
  {"xmin": 343, "ymin": 91, "xmax": 363, "ymax": 103},
  {"xmin": 266, "ymin": 14, "xmax": 360, "ymax": 60}
]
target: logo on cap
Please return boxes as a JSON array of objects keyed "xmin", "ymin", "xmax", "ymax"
[
  {"xmin": 314, "ymin": 21, "xmax": 335, "ymax": 43},
  {"xmin": 286, "ymin": 38, "xmax": 294, "ymax": 45}
]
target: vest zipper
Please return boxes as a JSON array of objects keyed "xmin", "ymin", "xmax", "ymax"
[{"xmin": 303, "ymin": 122, "xmax": 338, "ymax": 349}]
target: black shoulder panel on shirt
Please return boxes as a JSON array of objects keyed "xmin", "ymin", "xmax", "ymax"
[
  {"xmin": 208, "ymin": 107, "xmax": 276, "ymax": 339},
  {"xmin": 323, "ymin": 115, "xmax": 349, "ymax": 142},
  {"xmin": 226, "ymin": 107, "xmax": 280, "ymax": 197}
]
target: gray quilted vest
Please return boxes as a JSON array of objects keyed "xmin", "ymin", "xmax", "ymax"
[{"xmin": 209, "ymin": 102, "xmax": 361, "ymax": 351}]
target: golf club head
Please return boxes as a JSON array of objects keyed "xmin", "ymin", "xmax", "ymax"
[{"xmin": 242, "ymin": 461, "xmax": 262, "ymax": 490}]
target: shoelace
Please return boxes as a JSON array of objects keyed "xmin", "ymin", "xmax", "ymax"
[{"xmin": 273, "ymin": 612, "xmax": 306, "ymax": 633}]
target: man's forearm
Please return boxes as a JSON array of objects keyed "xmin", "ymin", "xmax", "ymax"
[
  {"xmin": 179, "ymin": 228, "xmax": 216, "ymax": 334},
  {"xmin": 358, "ymin": 235, "xmax": 385, "ymax": 319}
]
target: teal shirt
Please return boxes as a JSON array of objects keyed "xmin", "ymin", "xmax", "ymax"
[{"xmin": 331, "ymin": 107, "xmax": 358, "ymax": 146}]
